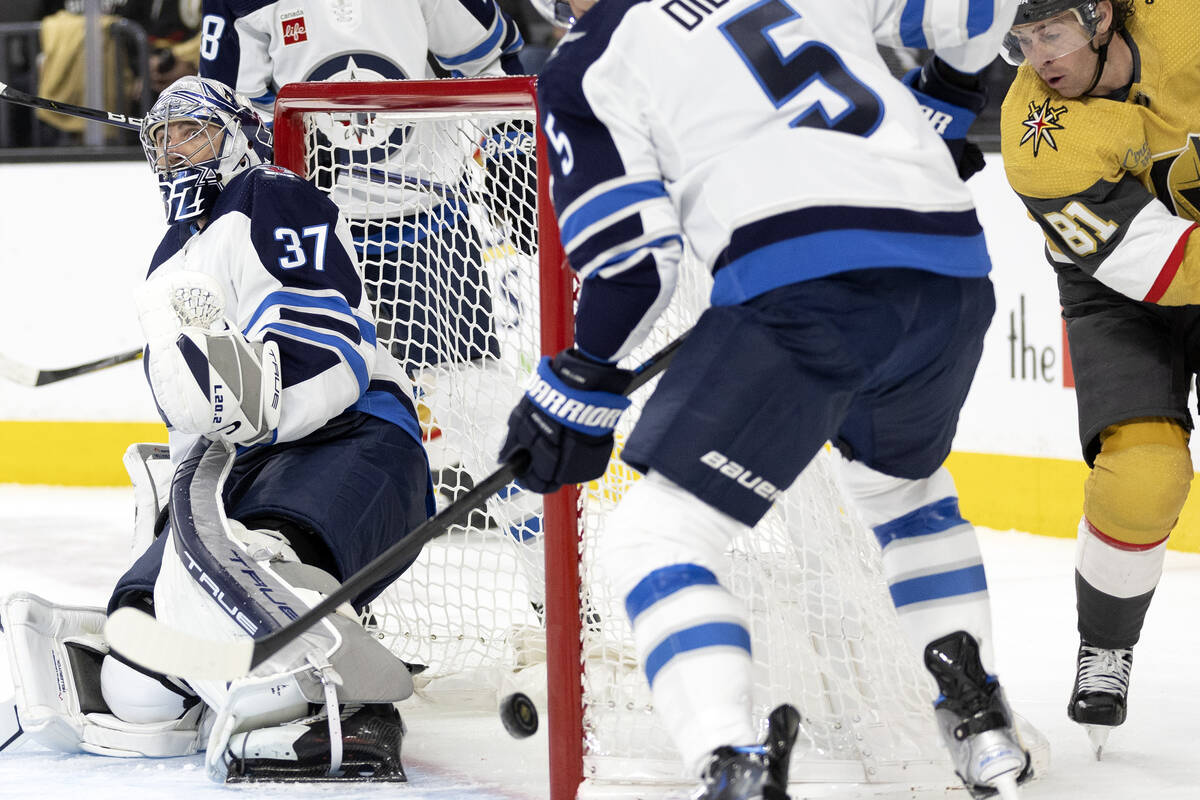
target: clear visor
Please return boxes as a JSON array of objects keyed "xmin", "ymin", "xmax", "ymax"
[
  {"xmin": 142, "ymin": 117, "xmax": 224, "ymax": 175},
  {"xmin": 1001, "ymin": 10, "xmax": 1096, "ymax": 66}
]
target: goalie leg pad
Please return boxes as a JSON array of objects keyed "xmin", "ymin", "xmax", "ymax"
[
  {"xmin": 0, "ymin": 592, "xmax": 205, "ymax": 757},
  {"xmin": 222, "ymin": 704, "xmax": 407, "ymax": 783},
  {"xmin": 122, "ymin": 442, "xmax": 173, "ymax": 563},
  {"xmin": 837, "ymin": 459, "xmax": 996, "ymax": 674}
]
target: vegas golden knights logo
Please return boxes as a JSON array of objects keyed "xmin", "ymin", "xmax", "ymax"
[
  {"xmin": 1162, "ymin": 134, "xmax": 1200, "ymax": 220},
  {"xmin": 1020, "ymin": 98, "xmax": 1069, "ymax": 157}
]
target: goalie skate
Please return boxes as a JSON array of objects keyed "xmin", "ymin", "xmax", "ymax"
[
  {"xmin": 925, "ymin": 632, "xmax": 1031, "ymax": 800},
  {"xmin": 1068, "ymin": 641, "xmax": 1133, "ymax": 760},
  {"xmin": 694, "ymin": 704, "xmax": 801, "ymax": 800},
  {"xmin": 221, "ymin": 703, "xmax": 406, "ymax": 783}
]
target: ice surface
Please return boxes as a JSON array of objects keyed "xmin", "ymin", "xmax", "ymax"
[{"xmin": 1, "ymin": 485, "xmax": 1197, "ymax": 799}]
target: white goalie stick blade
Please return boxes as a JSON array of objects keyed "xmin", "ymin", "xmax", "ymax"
[
  {"xmin": 0, "ymin": 696, "xmax": 24, "ymax": 753},
  {"xmin": 0, "ymin": 353, "xmax": 35, "ymax": 385},
  {"xmin": 0, "ymin": 348, "xmax": 143, "ymax": 386},
  {"xmin": 105, "ymin": 607, "xmax": 254, "ymax": 680}
]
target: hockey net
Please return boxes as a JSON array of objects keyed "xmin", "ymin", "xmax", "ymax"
[{"xmin": 274, "ymin": 77, "xmax": 1044, "ymax": 799}]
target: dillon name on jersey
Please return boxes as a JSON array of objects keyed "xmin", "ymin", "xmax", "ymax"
[
  {"xmin": 1001, "ymin": 1, "xmax": 1200, "ymax": 305},
  {"xmin": 537, "ymin": 0, "xmax": 1012, "ymax": 361},
  {"xmin": 146, "ymin": 164, "xmax": 422, "ymax": 454}
]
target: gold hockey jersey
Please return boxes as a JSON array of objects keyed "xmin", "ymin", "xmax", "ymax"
[{"xmin": 1000, "ymin": 1, "xmax": 1200, "ymax": 304}]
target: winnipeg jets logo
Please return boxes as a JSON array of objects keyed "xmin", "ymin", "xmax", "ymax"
[
  {"xmin": 308, "ymin": 55, "xmax": 407, "ymax": 151},
  {"xmin": 1020, "ymin": 98, "xmax": 1068, "ymax": 157},
  {"xmin": 162, "ymin": 171, "xmax": 208, "ymax": 220}
]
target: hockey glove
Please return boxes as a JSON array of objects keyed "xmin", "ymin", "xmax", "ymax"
[
  {"xmin": 902, "ymin": 57, "xmax": 988, "ymax": 181},
  {"xmin": 499, "ymin": 349, "xmax": 634, "ymax": 494},
  {"xmin": 136, "ymin": 270, "xmax": 282, "ymax": 446},
  {"xmin": 151, "ymin": 327, "xmax": 281, "ymax": 446}
]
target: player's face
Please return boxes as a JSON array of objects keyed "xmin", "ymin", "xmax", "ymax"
[
  {"xmin": 151, "ymin": 120, "xmax": 223, "ymax": 173},
  {"xmin": 1006, "ymin": 5, "xmax": 1111, "ymax": 98}
]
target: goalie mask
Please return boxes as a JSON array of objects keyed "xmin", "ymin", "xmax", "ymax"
[{"xmin": 140, "ymin": 76, "xmax": 273, "ymax": 224}]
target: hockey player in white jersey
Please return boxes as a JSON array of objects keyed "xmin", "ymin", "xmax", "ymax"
[
  {"xmin": 500, "ymin": 1, "xmax": 1031, "ymax": 798},
  {"xmin": 0, "ymin": 76, "xmax": 434, "ymax": 782}
]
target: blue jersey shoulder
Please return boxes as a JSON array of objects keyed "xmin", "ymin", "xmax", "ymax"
[
  {"xmin": 209, "ymin": 164, "xmax": 331, "ymax": 224},
  {"xmin": 214, "ymin": 165, "xmax": 364, "ymax": 303}
]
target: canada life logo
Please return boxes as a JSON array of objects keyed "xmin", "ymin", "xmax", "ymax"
[{"xmin": 281, "ymin": 11, "xmax": 308, "ymax": 45}]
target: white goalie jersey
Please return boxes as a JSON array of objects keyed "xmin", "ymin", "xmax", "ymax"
[
  {"xmin": 541, "ymin": 0, "xmax": 1018, "ymax": 361},
  {"xmin": 143, "ymin": 164, "xmax": 422, "ymax": 460}
]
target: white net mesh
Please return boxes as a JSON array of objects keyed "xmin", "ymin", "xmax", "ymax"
[{"xmin": 277, "ymin": 79, "xmax": 1016, "ymax": 797}]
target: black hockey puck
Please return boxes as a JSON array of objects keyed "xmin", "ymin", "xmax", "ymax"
[{"xmin": 499, "ymin": 692, "xmax": 539, "ymax": 739}]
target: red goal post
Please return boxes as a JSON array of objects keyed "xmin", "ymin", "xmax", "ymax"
[{"xmin": 275, "ymin": 77, "xmax": 587, "ymax": 800}]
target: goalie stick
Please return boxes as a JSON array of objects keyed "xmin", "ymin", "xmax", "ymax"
[
  {"xmin": 104, "ymin": 332, "xmax": 690, "ymax": 681},
  {"xmin": 0, "ymin": 81, "xmax": 141, "ymax": 131},
  {"xmin": 0, "ymin": 347, "xmax": 143, "ymax": 386}
]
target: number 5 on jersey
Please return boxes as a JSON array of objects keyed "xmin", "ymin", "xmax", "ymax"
[
  {"xmin": 720, "ymin": 0, "xmax": 883, "ymax": 137},
  {"xmin": 543, "ymin": 113, "xmax": 575, "ymax": 175}
]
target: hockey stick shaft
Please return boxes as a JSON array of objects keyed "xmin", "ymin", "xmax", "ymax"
[
  {"xmin": 0, "ymin": 80, "xmax": 142, "ymax": 131},
  {"xmin": 0, "ymin": 698, "xmax": 23, "ymax": 753},
  {"xmin": 106, "ymin": 331, "xmax": 688, "ymax": 679},
  {"xmin": 0, "ymin": 347, "xmax": 144, "ymax": 386},
  {"xmin": 245, "ymin": 331, "xmax": 688, "ymax": 668}
]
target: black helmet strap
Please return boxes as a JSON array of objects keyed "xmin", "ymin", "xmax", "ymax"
[{"xmin": 1082, "ymin": 32, "xmax": 1111, "ymax": 96}]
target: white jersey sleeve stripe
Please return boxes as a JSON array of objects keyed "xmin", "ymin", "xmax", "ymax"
[
  {"xmin": 246, "ymin": 290, "xmax": 373, "ymax": 342},
  {"xmin": 1085, "ymin": 202, "xmax": 1197, "ymax": 301},
  {"xmin": 578, "ymin": 233, "xmax": 684, "ymax": 280},
  {"xmin": 878, "ymin": 0, "xmax": 1017, "ymax": 73},
  {"xmin": 897, "ymin": 0, "xmax": 994, "ymax": 47},
  {"xmin": 262, "ymin": 322, "xmax": 371, "ymax": 394},
  {"xmin": 438, "ymin": 16, "xmax": 506, "ymax": 66},
  {"xmin": 559, "ymin": 179, "xmax": 671, "ymax": 245}
]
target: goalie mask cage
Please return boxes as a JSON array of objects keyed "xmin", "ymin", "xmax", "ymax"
[{"xmin": 273, "ymin": 77, "xmax": 1045, "ymax": 799}]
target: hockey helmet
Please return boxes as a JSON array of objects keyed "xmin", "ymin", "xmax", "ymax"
[
  {"xmin": 139, "ymin": 76, "xmax": 273, "ymax": 224},
  {"xmin": 1002, "ymin": 0, "xmax": 1105, "ymax": 65}
]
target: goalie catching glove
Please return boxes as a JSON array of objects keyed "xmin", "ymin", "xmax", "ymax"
[
  {"xmin": 135, "ymin": 270, "xmax": 281, "ymax": 446},
  {"xmin": 500, "ymin": 349, "xmax": 634, "ymax": 493}
]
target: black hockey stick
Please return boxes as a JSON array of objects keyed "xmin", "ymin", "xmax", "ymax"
[
  {"xmin": 0, "ymin": 697, "xmax": 23, "ymax": 753},
  {"xmin": 104, "ymin": 331, "xmax": 690, "ymax": 681},
  {"xmin": 0, "ymin": 80, "xmax": 142, "ymax": 131},
  {"xmin": 0, "ymin": 347, "xmax": 144, "ymax": 387}
]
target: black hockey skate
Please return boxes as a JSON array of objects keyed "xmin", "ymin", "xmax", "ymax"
[
  {"xmin": 1068, "ymin": 640, "xmax": 1133, "ymax": 760},
  {"xmin": 925, "ymin": 632, "xmax": 1031, "ymax": 800},
  {"xmin": 224, "ymin": 703, "xmax": 406, "ymax": 783},
  {"xmin": 694, "ymin": 704, "xmax": 801, "ymax": 800}
]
